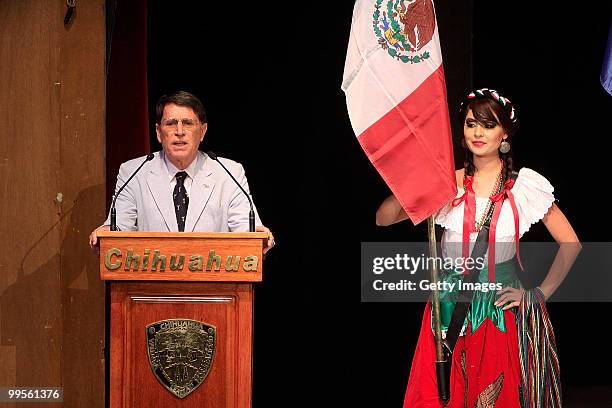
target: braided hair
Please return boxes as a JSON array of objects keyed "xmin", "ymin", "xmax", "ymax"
[{"xmin": 459, "ymin": 88, "xmax": 519, "ymax": 182}]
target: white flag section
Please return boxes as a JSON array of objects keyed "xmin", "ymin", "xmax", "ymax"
[
  {"xmin": 342, "ymin": 0, "xmax": 443, "ymax": 134},
  {"xmin": 342, "ymin": 0, "xmax": 456, "ymax": 224}
]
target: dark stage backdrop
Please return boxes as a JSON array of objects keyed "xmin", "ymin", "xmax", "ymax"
[{"xmin": 144, "ymin": 1, "xmax": 612, "ymax": 407}]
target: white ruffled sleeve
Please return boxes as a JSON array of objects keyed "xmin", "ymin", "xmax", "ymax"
[
  {"xmin": 512, "ymin": 167, "xmax": 555, "ymax": 236},
  {"xmin": 434, "ymin": 193, "xmax": 462, "ymax": 233}
]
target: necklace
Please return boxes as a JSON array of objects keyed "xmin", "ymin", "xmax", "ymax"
[{"xmin": 464, "ymin": 161, "xmax": 505, "ymax": 232}]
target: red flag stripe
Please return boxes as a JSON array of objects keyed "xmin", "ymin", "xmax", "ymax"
[{"xmin": 357, "ymin": 65, "xmax": 456, "ymax": 224}]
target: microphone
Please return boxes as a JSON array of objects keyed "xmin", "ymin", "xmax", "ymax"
[
  {"xmin": 207, "ymin": 151, "xmax": 255, "ymax": 232},
  {"xmin": 110, "ymin": 153, "xmax": 155, "ymax": 231}
]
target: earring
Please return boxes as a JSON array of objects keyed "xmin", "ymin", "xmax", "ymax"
[{"xmin": 499, "ymin": 139, "xmax": 511, "ymax": 154}]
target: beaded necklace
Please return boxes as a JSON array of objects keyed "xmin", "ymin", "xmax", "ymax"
[{"xmin": 463, "ymin": 161, "xmax": 505, "ymax": 232}]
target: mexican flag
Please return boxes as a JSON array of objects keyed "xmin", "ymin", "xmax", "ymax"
[{"xmin": 342, "ymin": 0, "xmax": 456, "ymax": 224}]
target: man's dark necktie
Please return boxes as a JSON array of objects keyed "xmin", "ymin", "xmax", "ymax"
[{"xmin": 173, "ymin": 171, "xmax": 189, "ymax": 232}]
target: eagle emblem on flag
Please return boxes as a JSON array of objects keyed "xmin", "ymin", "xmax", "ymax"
[{"xmin": 373, "ymin": 0, "xmax": 436, "ymax": 63}]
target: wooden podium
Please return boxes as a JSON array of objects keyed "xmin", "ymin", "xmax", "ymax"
[{"xmin": 98, "ymin": 231, "xmax": 267, "ymax": 408}]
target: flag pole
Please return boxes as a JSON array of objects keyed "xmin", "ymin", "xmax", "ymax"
[{"xmin": 427, "ymin": 215, "xmax": 450, "ymax": 401}]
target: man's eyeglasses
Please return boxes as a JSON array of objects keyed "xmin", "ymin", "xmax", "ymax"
[{"xmin": 160, "ymin": 118, "xmax": 199, "ymax": 130}]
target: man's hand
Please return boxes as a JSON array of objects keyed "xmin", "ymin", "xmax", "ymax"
[
  {"xmin": 256, "ymin": 225, "xmax": 275, "ymax": 254},
  {"xmin": 89, "ymin": 225, "xmax": 110, "ymax": 253}
]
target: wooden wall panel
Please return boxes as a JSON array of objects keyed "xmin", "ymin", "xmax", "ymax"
[
  {"xmin": 0, "ymin": 0, "xmax": 105, "ymax": 406},
  {"xmin": 0, "ymin": 2, "xmax": 63, "ymax": 405},
  {"xmin": 59, "ymin": 0, "xmax": 106, "ymax": 406}
]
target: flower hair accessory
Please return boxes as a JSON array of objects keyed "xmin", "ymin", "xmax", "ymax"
[{"xmin": 460, "ymin": 88, "xmax": 517, "ymax": 124}]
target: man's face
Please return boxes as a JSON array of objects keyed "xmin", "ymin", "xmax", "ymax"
[{"xmin": 156, "ymin": 103, "xmax": 207, "ymax": 169}]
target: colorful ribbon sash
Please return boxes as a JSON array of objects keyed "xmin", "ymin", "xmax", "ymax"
[{"xmin": 452, "ymin": 176, "xmax": 523, "ymax": 281}]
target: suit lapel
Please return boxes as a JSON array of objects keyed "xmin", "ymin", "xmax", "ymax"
[
  {"xmin": 146, "ymin": 155, "xmax": 178, "ymax": 231},
  {"xmin": 185, "ymin": 153, "xmax": 215, "ymax": 232}
]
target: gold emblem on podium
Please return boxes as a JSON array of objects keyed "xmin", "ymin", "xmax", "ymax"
[{"xmin": 146, "ymin": 319, "xmax": 216, "ymax": 398}]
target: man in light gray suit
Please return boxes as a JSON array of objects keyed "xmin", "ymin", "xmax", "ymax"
[{"xmin": 89, "ymin": 91, "xmax": 274, "ymax": 253}]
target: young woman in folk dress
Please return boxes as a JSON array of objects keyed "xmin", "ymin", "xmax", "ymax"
[{"xmin": 376, "ymin": 89, "xmax": 581, "ymax": 407}]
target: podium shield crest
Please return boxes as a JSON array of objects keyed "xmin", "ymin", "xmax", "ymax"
[{"xmin": 146, "ymin": 319, "xmax": 216, "ymax": 398}]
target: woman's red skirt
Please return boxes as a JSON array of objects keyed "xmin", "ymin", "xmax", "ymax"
[{"xmin": 403, "ymin": 303, "xmax": 522, "ymax": 407}]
